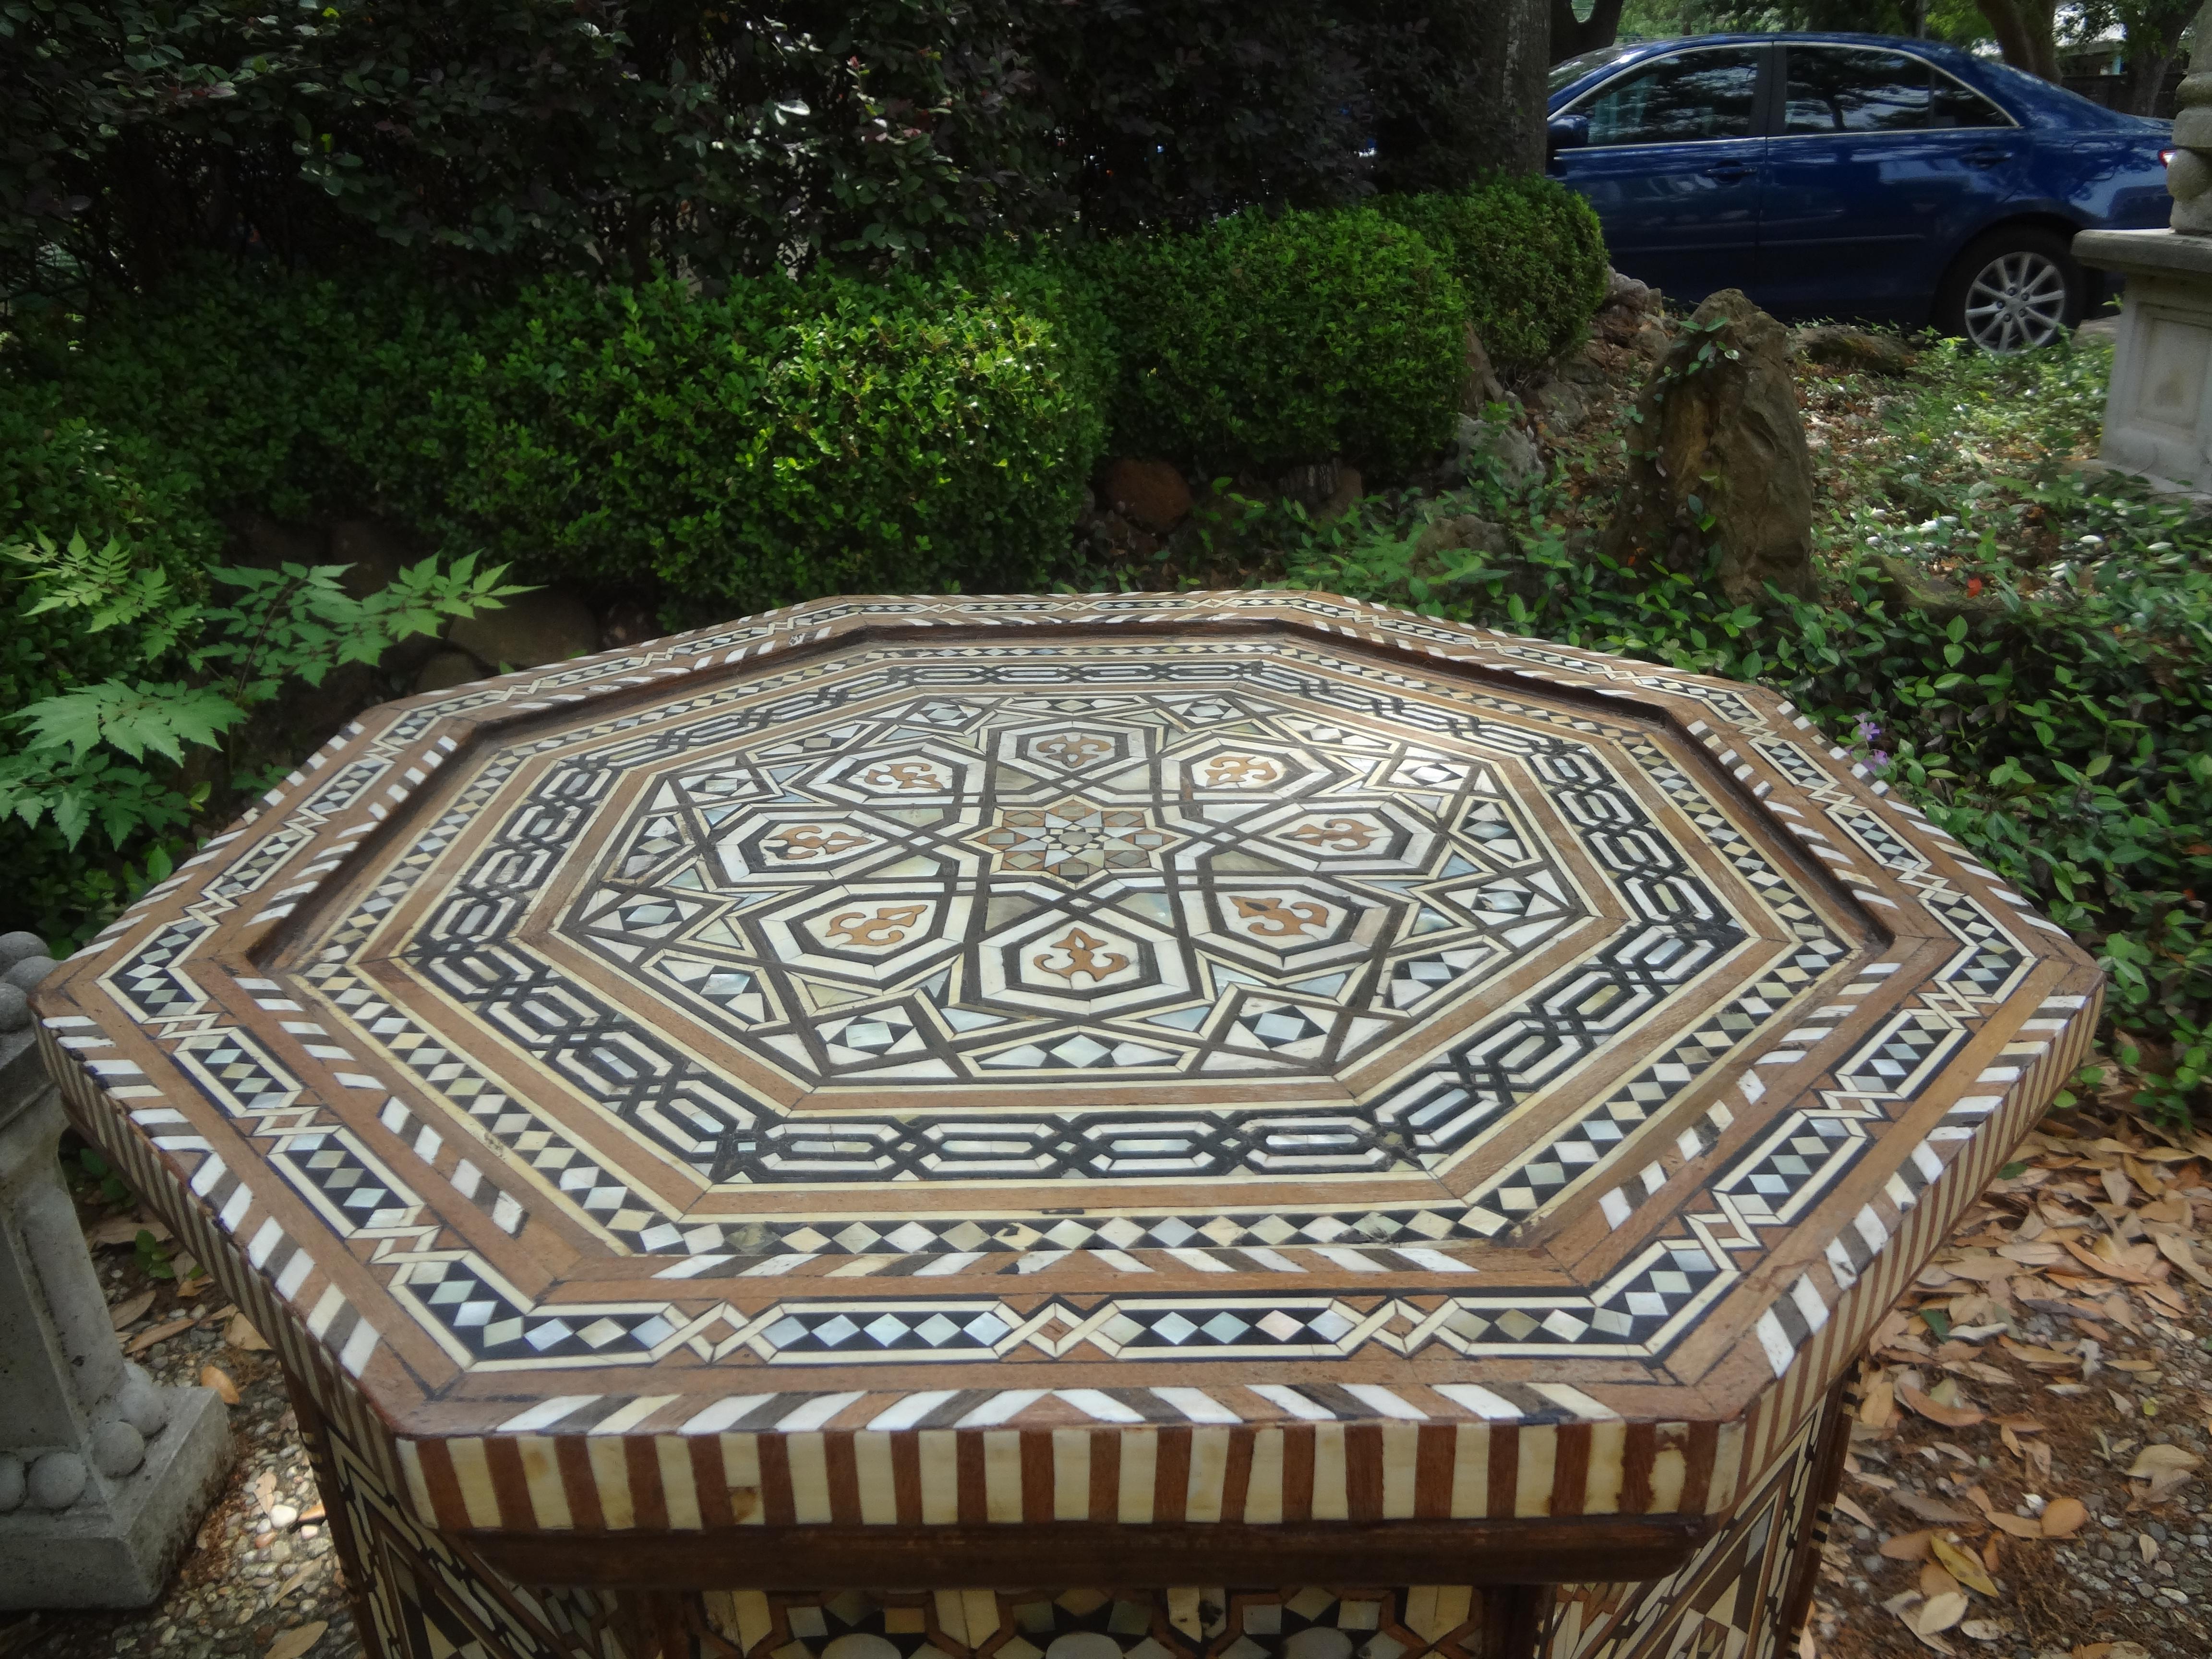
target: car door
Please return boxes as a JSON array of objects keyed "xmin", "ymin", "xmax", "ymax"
[
  {"xmin": 1548, "ymin": 43, "xmax": 1774, "ymax": 305},
  {"xmin": 1756, "ymin": 44, "xmax": 2030, "ymax": 323}
]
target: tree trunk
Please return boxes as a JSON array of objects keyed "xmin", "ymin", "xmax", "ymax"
[
  {"xmin": 1549, "ymin": 0, "xmax": 1626, "ymax": 64},
  {"xmin": 1973, "ymin": 0, "xmax": 2060, "ymax": 81},
  {"xmin": 2125, "ymin": 52, "xmax": 2176, "ymax": 115},
  {"xmin": 1457, "ymin": 0, "xmax": 1550, "ymax": 177}
]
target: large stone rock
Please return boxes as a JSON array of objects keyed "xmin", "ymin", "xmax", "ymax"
[
  {"xmin": 1791, "ymin": 325, "xmax": 1918, "ymax": 378},
  {"xmin": 1602, "ymin": 289, "xmax": 1816, "ymax": 605},
  {"xmin": 447, "ymin": 586, "xmax": 601, "ymax": 673},
  {"xmin": 413, "ymin": 649, "xmax": 488, "ymax": 695},
  {"xmin": 1875, "ymin": 555, "xmax": 2007, "ymax": 626},
  {"xmin": 1102, "ymin": 459, "xmax": 1193, "ymax": 534},
  {"xmin": 1454, "ymin": 414, "xmax": 1541, "ymax": 490}
]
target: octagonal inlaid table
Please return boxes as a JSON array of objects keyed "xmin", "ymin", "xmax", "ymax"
[{"xmin": 36, "ymin": 592, "xmax": 2099, "ymax": 1659}]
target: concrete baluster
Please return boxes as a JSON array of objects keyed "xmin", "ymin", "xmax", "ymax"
[{"xmin": 0, "ymin": 930, "xmax": 231, "ymax": 1609}]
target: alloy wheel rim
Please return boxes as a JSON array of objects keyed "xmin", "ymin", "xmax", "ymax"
[{"xmin": 1962, "ymin": 250, "xmax": 2069, "ymax": 352}]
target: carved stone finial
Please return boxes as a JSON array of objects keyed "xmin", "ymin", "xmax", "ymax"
[{"xmin": 2169, "ymin": 2, "xmax": 2212, "ymax": 230}]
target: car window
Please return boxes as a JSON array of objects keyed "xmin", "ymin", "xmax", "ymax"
[
  {"xmin": 1929, "ymin": 69, "xmax": 2011, "ymax": 129},
  {"xmin": 1782, "ymin": 47, "xmax": 2015, "ymax": 134},
  {"xmin": 1550, "ymin": 44, "xmax": 1635, "ymax": 95},
  {"xmin": 1575, "ymin": 47, "xmax": 1763, "ymax": 147},
  {"xmin": 1784, "ymin": 47, "xmax": 1928, "ymax": 132}
]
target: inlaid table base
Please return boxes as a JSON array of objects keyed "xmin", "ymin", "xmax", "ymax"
[{"xmin": 290, "ymin": 1377, "xmax": 1850, "ymax": 1659}]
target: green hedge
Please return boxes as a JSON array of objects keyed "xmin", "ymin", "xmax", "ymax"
[
  {"xmin": 1375, "ymin": 175, "xmax": 1611, "ymax": 376},
  {"xmin": 10, "ymin": 185, "xmax": 1608, "ymax": 614},
  {"xmin": 23, "ymin": 258, "xmax": 1113, "ymax": 617},
  {"xmin": 1082, "ymin": 206, "xmax": 1467, "ymax": 478},
  {"xmin": 421, "ymin": 262, "xmax": 1111, "ymax": 609}
]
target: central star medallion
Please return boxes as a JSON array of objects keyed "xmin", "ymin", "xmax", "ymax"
[{"xmin": 967, "ymin": 795, "xmax": 1179, "ymax": 883}]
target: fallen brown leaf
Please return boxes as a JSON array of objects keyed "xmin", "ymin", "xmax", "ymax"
[
  {"xmin": 1984, "ymin": 1513, "xmax": 2046, "ymax": 1539},
  {"xmin": 263, "ymin": 1623, "xmax": 325, "ymax": 1659},
  {"xmin": 107, "ymin": 1289, "xmax": 154, "ymax": 1330},
  {"xmin": 199, "ymin": 1365, "xmax": 240, "ymax": 1406},
  {"xmin": 1915, "ymin": 1590, "xmax": 1969, "ymax": 1635},
  {"xmin": 254, "ymin": 1471, "xmax": 278, "ymax": 1518},
  {"xmin": 2151, "ymin": 1230, "xmax": 2212, "ymax": 1288},
  {"xmin": 1835, "ymin": 1493, "xmax": 1875, "ymax": 1529},
  {"xmin": 2041, "ymin": 1496, "xmax": 2089, "ymax": 1537},
  {"xmin": 1895, "ymin": 1492, "xmax": 1979, "ymax": 1525},
  {"xmin": 1919, "ymin": 1562, "xmax": 1962, "ymax": 1600},
  {"xmin": 124, "ymin": 1315, "xmax": 192, "ymax": 1355},
  {"xmin": 1881, "ymin": 1529, "xmax": 1936, "ymax": 1561},
  {"xmin": 1899, "ymin": 1383, "xmax": 1985, "ymax": 1430},
  {"xmin": 227, "ymin": 1311, "xmax": 272, "ymax": 1352},
  {"xmin": 1931, "ymin": 1535, "xmax": 1998, "ymax": 1596},
  {"xmin": 84, "ymin": 1215, "xmax": 168, "ymax": 1248},
  {"xmin": 2124, "ymin": 1442, "xmax": 2200, "ymax": 1499},
  {"xmin": 1861, "ymin": 1373, "xmax": 1897, "ymax": 1429},
  {"xmin": 1998, "ymin": 1337, "xmax": 2076, "ymax": 1370}
]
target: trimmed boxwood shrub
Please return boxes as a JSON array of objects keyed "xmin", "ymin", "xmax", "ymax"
[
  {"xmin": 416, "ymin": 261, "xmax": 1111, "ymax": 611},
  {"xmin": 1375, "ymin": 175, "xmax": 1612, "ymax": 376},
  {"xmin": 1082, "ymin": 206, "xmax": 1467, "ymax": 479},
  {"xmin": 19, "ymin": 257, "xmax": 1112, "ymax": 618}
]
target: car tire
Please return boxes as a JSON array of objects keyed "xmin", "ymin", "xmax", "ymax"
[{"xmin": 1935, "ymin": 226, "xmax": 2085, "ymax": 353}]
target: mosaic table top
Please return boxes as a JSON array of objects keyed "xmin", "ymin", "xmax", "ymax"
[{"xmin": 37, "ymin": 593, "xmax": 2098, "ymax": 1547}]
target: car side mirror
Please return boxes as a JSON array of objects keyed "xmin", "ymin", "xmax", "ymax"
[{"xmin": 1547, "ymin": 114, "xmax": 1590, "ymax": 156}]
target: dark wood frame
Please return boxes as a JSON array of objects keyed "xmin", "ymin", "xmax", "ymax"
[{"xmin": 462, "ymin": 1515, "xmax": 1709, "ymax": 1592}]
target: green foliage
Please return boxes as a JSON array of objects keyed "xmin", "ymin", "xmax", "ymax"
[
  {"xmin": 74, "ymin": 1144, "xmax": 130, "ymax": 1209},
  {"xmin": 1374, "ymin": 176, "xmax": 1613, "ymax": 375},
  {"xmin": 2, "ymin": 0, "xmax": 1533, "ymax": 298},
  {"xmin": 1084, "ymin": 207, "xmax": 1467, "ymax": 479},
  {"xmin": 419, "ymin": 263, "xmax": 1110, "ymax": 613},
  {"xmin": 0, "ymin": 516, "xmax": 522, "ymax": 947},
  {"xmin": 1282, "ymin": 337, "xmax": 2212, "ymax": 1125}
]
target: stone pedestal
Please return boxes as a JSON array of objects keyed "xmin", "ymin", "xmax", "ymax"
[
  {"xmin": 0, "ymin": 932, "xmax": 231, "ymax": 1609},
  {"xmin": 2075, "ymin": 228, "xmax": 2212, "ymax": 496}
]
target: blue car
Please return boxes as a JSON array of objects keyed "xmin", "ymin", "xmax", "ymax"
[{"xmin": 1546, "ymin": 33, "xmax": 2174, "ymax": 349}]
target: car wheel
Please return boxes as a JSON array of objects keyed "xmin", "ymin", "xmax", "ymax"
[{"xmin": 1936, "ymin": 228, "xmax": 2084, "ymax": 353}]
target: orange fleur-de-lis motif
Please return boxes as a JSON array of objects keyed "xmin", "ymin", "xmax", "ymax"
[
  {"xmin": 1286, "ymin": 817, "xmax": 1381, "ymax": 852},
  {"xmin": 765, "ymin": 823, "xmax": 870, "ymax": 861},
  {"xmin": 1233, "ymin": 896, "xmax": 1330, "ymax": 938},
  {"xmin": 825, "ymin": 903, "xmax": 927, "ymax": 947},
  {"xmin": 1202, "ymin": 754, "xmax": 1281, "ymax": 788},
  {"xmin": 860, "ymin": 761, "xmax": 943, "ymax": 791},
  {"xmin": 1032, "ymin": 926, "xmax": 1130, "ymax": 983}
]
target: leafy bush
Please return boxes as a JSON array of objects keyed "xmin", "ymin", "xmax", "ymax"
[
  {"xmin": 3, "ymin": 0, "xmax": 1538, "ymax": 297},
  {"xmin": 1084, "ymin": 207, "xmax": 1467, "ymax": 478},
  {"xmin": 0, "ymin": 529, "xmax": 522, "ymax": 936},
  {"xmin": 1279, "ymin": 337, "xmax": 2212, "ymax": 1124},
  {"xmin": 0, "ymin": 393, "xmax": 217, "ymax": 717},
  {"xmin": 1374, "ymin": 175, "xmax": 1612, "ymax": 375},
  {"xmin": 419, "ymin": 261, "xmax": 1111, "ymax": 611},
  {"xmin": 17, "ymin": 256, "xmax": 1110, "ymax": 618}
]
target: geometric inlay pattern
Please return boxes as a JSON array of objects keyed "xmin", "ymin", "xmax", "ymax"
[{"xmin": 34, "ymin": 591, "xmax": 2101, "ymax": 1558}]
